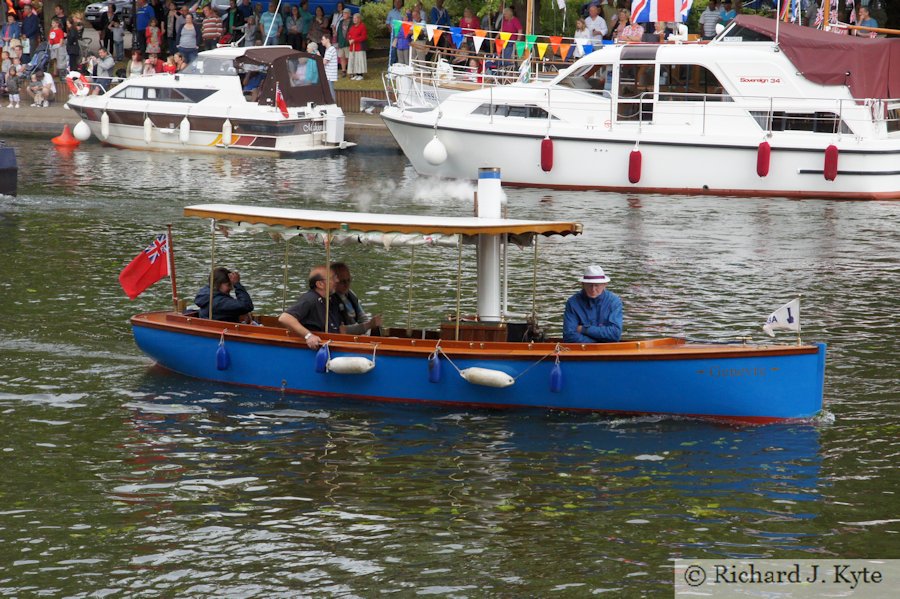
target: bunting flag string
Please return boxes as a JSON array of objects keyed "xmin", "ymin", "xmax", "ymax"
[{"xmin": 390, "ymin": 20, "xmax": 644, "ymax": 58}]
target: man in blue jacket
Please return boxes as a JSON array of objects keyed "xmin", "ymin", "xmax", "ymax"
[
  {"xmin": 20, "ymin": 5, "xmax": 40, "ymax": 62},
  {"xmin": 194, "ymin": 267, "xmax": 255, "ymax": 323},
  {"xmin": 563, "ymin": 265, "xmax": 623, "ymax": 343}
]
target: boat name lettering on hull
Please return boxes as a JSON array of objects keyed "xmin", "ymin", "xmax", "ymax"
[
  {"xmin": 303, "ymin": 122, "xmax": 324, "ymax": 133},
  {"xmin": 739, "ymin": 76, "xmax": 782, "ymax": 84},
  {"xmin": 697, "ymin": 366, "xmax": 770, "ymax": 377}
]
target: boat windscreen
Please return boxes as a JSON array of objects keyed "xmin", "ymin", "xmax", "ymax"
[
  {"xmin": 556, "ymin": 64, "xmax": 612, "ymax": 92},
  {"xmin": 180, "ymin": 57, "xmax": 238, "ymax": 76}
]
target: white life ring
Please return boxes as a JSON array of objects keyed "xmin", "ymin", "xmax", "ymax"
[{"xmin": 65, "ymin": 72, "xmax": 89, "ymax": 97}]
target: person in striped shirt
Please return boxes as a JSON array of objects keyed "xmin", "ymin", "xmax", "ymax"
[
  {"xmin": 321, "ymin": 33, "xmax": 338, "ymax": 102},
  {"xmin": 201, "ymin": 5, "xmax": 225, "ymax": 50}
]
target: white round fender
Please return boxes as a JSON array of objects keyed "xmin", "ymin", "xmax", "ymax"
[
  {"xmin": 326, "ymin": 357, "xmax": 375, "ymax": 374},
  {"xmin": 73, "ymin": 120, "xmax": 92, "ymax": 141},
  {"xmin": 143, "ymin": 116, "xmax": 153, "ymax": 144},
  {"xmin": 179, "ymin": 117, "xmax": 191, "ymax": 144},
  {"xmin": 222, "ymin": 118, "xmax": 232, "ymax": 146},
  {"xmin": 100, "ymin": 111, "xmax": 110, "ymax": 140},
  {"xmin": 460, "ymin": 367, "xmax": 515, "ymax": 388},
  {"xmin": 423, "ymin": 136, "xmax": 447, "ymax": 165}
]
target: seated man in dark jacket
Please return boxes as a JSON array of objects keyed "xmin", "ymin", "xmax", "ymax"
[{"xmin": 194, "ymin": 267, "xmax": 255, "ymax": 322}]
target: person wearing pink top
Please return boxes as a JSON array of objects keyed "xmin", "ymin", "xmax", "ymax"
[{"xmin": 499, "ymin": 7, "xmax": 522, "ymax": 64}]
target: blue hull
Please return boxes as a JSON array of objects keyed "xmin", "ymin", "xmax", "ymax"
[{"xmin": 132, "ymin": 315, "xmax": 826, "ymax": 423}]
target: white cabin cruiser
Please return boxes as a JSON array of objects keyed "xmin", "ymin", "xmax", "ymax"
[
  {"xmin": 67, "ymin": 46, "xmax": 352, "ymax": 155},
  {"xmin": 382, "ymin": 17, "xmax": 900, "ymax": 200}
]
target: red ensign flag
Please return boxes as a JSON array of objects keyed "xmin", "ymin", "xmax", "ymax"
[
  {"xmin": 119, "ymin": 233, "xmax": 170, "ymax": 300},
  {"xmin": 275, "ymin": 82, "xmax": 289, "ymax": 118}
]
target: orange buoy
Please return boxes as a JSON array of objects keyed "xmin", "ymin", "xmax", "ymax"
[
  {"xmin": 51, "ymin": 124, "xmax": 80, "ymax": 147},
  {"xmin": 628, "ymin": 149, "xmax": 642, "ymax": 184},
  {"xmin": 824, "ymin": 145, "xmax": 839, "ymax": 181},
  {"xmin": 540, "ymin": 137, "xmax": 553, "ymax": 172},
  {"xmin": 757, "ymin": 141, "xmax": 771, "ymax": 177}
]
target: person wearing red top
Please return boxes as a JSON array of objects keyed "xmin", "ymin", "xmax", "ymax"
[
  {"xmin": 347, "ymin": 13, "xmax": 367, "ymax": 81},
  {"xmin": 499, "ymin": 7, "xmax": 522, "ymax": 65},
  {"xmin": 47, "ymin": 18, "xmax": 66, "ymax": 78},
  {"xmin": 459, "ymin": 7, "xmax": 479, "ymax": 34}
]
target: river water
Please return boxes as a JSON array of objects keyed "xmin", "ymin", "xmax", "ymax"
[{"xmin": 0, "ymin": 137, "xmax": 898, "ymax": 596}]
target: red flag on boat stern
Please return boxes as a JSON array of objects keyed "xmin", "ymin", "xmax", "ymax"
[
  {"xmin": 275, "ymin": 82, "xmax": 289, "ymax": 118},
  {"xmin": 119, "ymin": 233, "xmax": 170, "ymax": 300}
]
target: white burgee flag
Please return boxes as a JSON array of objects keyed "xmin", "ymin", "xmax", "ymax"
[{"xmin": 762, "ymin": 298, "xmax": 801, "ymax": 337}]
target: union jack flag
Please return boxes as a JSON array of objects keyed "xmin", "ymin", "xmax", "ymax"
[{"xmin": 144, "ymin": 234, "xmax": 168, "ymax": 264}]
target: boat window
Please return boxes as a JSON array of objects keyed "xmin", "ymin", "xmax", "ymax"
[
  {"xmin": 112, "ymin": 86, "xmax": 215, "ymax": 103},
  {"xmin": 120, "ymin": 86, "xmax": 144, "ymax": 100},
  {"xmin": 887, "ymin": 105, "xmax": 900, "ymax": 134},
  {"xmin": 180, "ymin": 57, "xmax": 237, "ymax": 76},
  {"xmin": 658, "ymin": 64, "xmax": 728, "ymax": 102},
  {"xmin": 556, "ymin": 64, "xmax": 612, "ymax": 92},
  {"xmin": 617, "ymin": 63, "xmax": 655, "ymax": 121},
  {"xmin": 471, "ymin": 104, "xmax": 555, "ymax": 119},
  {"xmin": 618, "ymin": 64, "xmax": 655, "ymax": 100},
  {"xmin": 286, "ymin": 56, "xmax": 320, "ymax": 87},
  {"xmin": 720, "ymin": 26, "xmax": 773, "ymax": 42},
  {"xmin": 750, "ymin": 111, "xmax": 853, "ymax": 134}
]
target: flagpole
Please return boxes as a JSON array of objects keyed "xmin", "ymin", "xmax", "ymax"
[
  {"xmin": 775, "ymin": 0, "xmax": 781, "ymax": 44},
  {"xmin": 823, "ymin": 0, "xmax": 831, "ymax": 31},
  {"xmin": 796, "ymin": 294, "xmax": 802, "ymax": 346},
  {"xmin": 167, "ymin": 224, "xmax": 178, "ymax": 312}
]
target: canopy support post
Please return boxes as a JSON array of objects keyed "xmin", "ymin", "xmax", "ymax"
[
  {"xmin": 455, "ymin": 236, "xmax": 462, "ymax": 341},
  {"xmin": 282, "ymin": 236, "xmax": 291, "ymax": 312},
  {"xmin": 167, "ymin": 224, "xmax": 178, "ymax": 312},
  {"xmin": 406, "ymin": 246, "xmax": 415, "ymax": 334},
  {"xmin": 502, "ymin": 234, "xmax": 508, "ymax": 318},
  {"xmin": 209, "ymin": 218, "xmax": 216, "ymax": 320},
  {"xmin": 531, "ymin": 235, "xmax": 538, "ymax": 320},
  {"xmin": 324, "ymin": 230, "xmax": 332, "ymax": 334}
]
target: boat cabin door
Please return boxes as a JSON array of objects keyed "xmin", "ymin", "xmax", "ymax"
[
  {"xmin": 617, "ymin": 62, "xmax": 656, "ymax": 123},
  {"xmin": 615, "ymin": 47, "xmax": 659, "ymax": 124}
]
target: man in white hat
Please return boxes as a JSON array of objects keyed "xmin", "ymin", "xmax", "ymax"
[{"xmin": 563, "ymin": 265, "xmax": 622, "ymax": 343}]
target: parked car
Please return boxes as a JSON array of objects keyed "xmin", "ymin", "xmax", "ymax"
[{"xmin": 84, "ymin": 1, "xmax": 134, "ymax": 32}]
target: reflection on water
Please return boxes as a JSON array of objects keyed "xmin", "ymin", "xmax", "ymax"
[{"xmin": 0, "ymin": 138, "xmax": 898, "ymax": 595}]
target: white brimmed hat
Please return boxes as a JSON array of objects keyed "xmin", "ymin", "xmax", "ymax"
[{"xmin": 580, "ymin": 265, "xmax": 610, "ymax": 284}]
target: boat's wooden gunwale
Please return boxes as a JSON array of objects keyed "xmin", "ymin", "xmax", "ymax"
[{"xmin": 132, "ymin": 312, "xmax": 819, "ymax": 361}]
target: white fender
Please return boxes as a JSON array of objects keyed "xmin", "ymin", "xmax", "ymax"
[
  {"xmin": 460, "ymin": 367, "xmax": 515, "ymax": 388},
  {"xmin": 326, "ymin": 357, "xmax": 375, "ymax": 374},
  {"xmin": 179, "ymin": 117, "xmax": 191, "ymax": 144},
  {"xmin": 143, "ymin": 116, "xmax": 153, "ymax": 144},
  {"xmin": 100, "ymin": 111, "xmax": 110, "ymax": 140},
  {"xmin": 423, "ymin": 136, "xmax": 447, "ymax": 165},
  {"xmin": 221, "ymin": 118, "xmax": 232, "ymax": 146},
  {"xmin": 73, "ymin": 120, "xmax": 92, "ymax": 141}
]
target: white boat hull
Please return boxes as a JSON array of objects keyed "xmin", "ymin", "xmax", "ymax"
[
  {"xmin": 382, "ymin": 111, "xmax": 900, "ymax": 200},
  {"xmin": 79, "ymin": 112, "xmax": 349, "ymax": 156}
]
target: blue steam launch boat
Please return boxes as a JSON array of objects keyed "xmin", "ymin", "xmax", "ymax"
[{"xmin": 128, "ymin": 170, "xmax": 826, "ymax": 423}]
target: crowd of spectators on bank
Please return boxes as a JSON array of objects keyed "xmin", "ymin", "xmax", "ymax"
[{"xmin": 0, "ymin": 0, "xmax": 891, "ymax": 107}]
